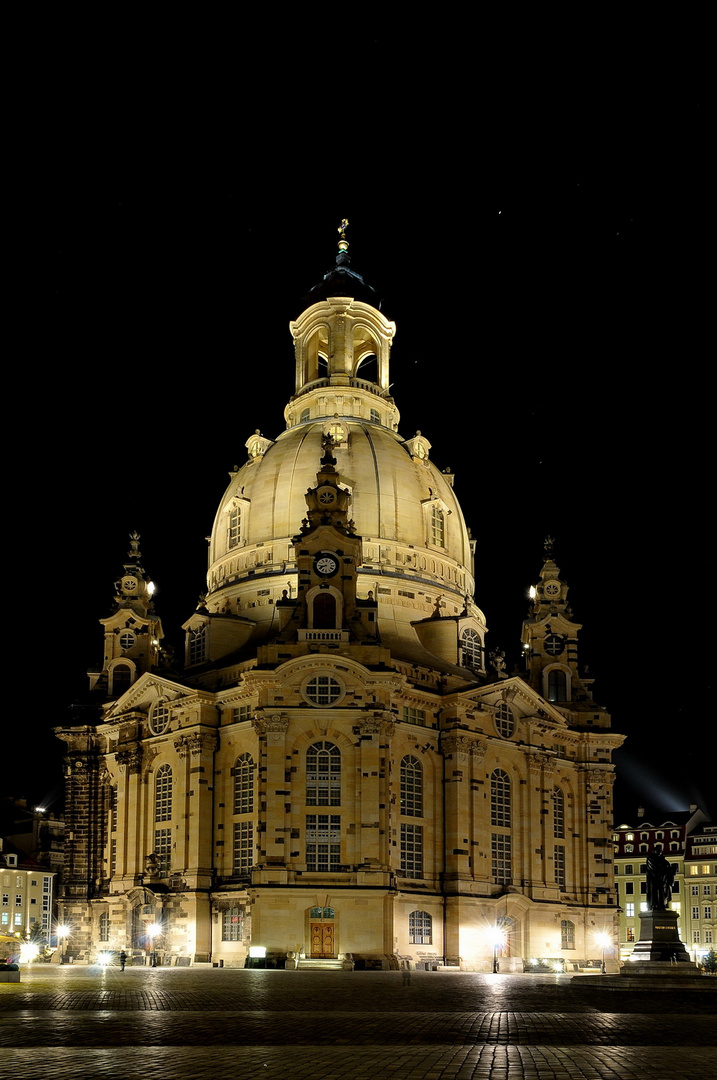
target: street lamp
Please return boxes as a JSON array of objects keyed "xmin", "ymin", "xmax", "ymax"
[
  {"xmin": 595, "ymin": 931, "xmax": 611, "ymax": 974},
  {"xmin": 56, "ymin": 924, "xmax": 70, "ymax": 964},
  {"xmin": 147, "ymin": 922, "xmax": 162, "ymax": 967},
  {"xmin": 489, "ymin": 925, "xmax": 507, "ymax": 974}
]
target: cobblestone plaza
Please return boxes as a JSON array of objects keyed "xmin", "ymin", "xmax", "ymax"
[{"xmin": 1, "ymin": 966, "xmax": 715, "ymax": 1079}]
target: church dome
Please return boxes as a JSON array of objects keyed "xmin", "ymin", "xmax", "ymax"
[{"xmin": 203, "ymin": 239, "xmax": 485, "ymax": 669}]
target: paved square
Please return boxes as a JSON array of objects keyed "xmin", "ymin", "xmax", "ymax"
[{"xmin": 1, "ymin": 966, "xmax": 715, "ymax": 1079}]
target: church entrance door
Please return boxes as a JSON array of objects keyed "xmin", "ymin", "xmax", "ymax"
[{"xmin": 310, "ymin": 922, "xmax": 335, "ymax": 958}]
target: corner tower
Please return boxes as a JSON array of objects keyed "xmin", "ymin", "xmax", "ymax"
[
  {"xmin": 88, "ymin": 532, "xmax": 164, "ymax": 700},
  {"xmin": 521, "ymin": 537, "xmax": 610, "ymax": 727}
]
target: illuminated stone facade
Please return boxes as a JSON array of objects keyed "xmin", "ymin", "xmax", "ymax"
[{"xmin": 56, "ymin": 239, "xmax": 624, "ymax": 970}]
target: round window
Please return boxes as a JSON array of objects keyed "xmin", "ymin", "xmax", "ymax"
[{"xmin": 303, "ymin": 674, "xmax": 344, "ymax": 707}]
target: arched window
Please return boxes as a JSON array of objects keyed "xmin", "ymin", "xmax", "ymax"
[
  {"xmin": 547, "ymin": 670, "xmax": 568, "ymax": 702},
  {"xmin": 409, "ymin": 910, "xmax": 432, "ymax": 944},
  {"xmin": 430, "ymin": 505, "xmax": 445, "ymax": 547},
  {"xmin": 460, "ymin": 628, "xmax": 482, "ymax": 670},
  {"xmin": 553, "ymin": 786, "xmax": 565, "ymax": 839},
  {"xmin": 400, "ymin": 756, "xmax": 423, "ymax": 817},
  {"xmin": 491, "ymin": 769, "xmax": 511, "ymax": 827},
  {"xmin": 312, "ymin": 591, "xmax": 337, "ymax": 629},
  {"xmin": 154, "ymin": 765, "xmax": 173, "ymax": 877},
  {"xmin": 561, "ymin": 920, "xmax": 575, "ymax": 949},
  {"xmin": 189, "ymin": 626, "xmax": 207, "ymax": 665},
  {"xmin": 234, "ymin": 754, "xmax": 255, "ymax": 815},
  {"xmin": 155, "ymin": 765, "xmax": 172, "ymax": 822},
  {"xmin": 98, "ymin": 910, "xmax": 109, "ymax": 942},
  {"xmin": 491, "ymin": 768, "xmax": 511, "ymax": 885},
  {"xmin": 111, "ymin": 663, "xmax": 132, "ymax": 694},
  {"xmin": 228, "ymin": 505, "xmax": 242, "ymax": 549},
  {"xmin": 306, "ymin": 742, "xmax": 341, "ymax": 806}
]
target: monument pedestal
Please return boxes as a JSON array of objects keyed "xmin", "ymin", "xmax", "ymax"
[
  {"xmin": 575, "ymin": 908, "xmax": 713, "ymax": 989},
  {"xmin": 629, "ymin": 909, "xmax": 691, "ymax": 964}
]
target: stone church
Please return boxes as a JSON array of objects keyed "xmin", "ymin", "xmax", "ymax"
[{"xmin": 56, "ymin": 231, "xmax": 623, "ymax": 970}]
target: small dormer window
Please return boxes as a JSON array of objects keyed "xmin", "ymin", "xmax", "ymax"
[
  {"xmin": 189, "ymin": 626, "xmax": 207, "ymax": 665},
  {"xmin": 430, "ymin": 505, "xmax": 445, "ymax": 547},
  {"xmin": 228, "ymin": 506, "xmax": 242, "ymax": 549},
  {"xmin": 327, "ymin": 421, "xmax": 346, "ymax": 444},
  {"xmin": 119, "ymin": 631, "xmax": 136, "ymax": 651},
  {"xmin": 370, "ymin": 408, "xmax": 380, "ymax": 424},
  {"xmin": 460, "ymin": 628, "xmax": 482, "ymax": 670}
]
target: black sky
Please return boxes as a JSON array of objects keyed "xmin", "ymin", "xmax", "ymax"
[{"xmin": 12, "ymin": 37, "xmax": 712, "ymax": 822}]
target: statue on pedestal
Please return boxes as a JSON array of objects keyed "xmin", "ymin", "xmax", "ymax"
[{"xmin": 645, "ymin": 851, "xmax": 675, "ymax": 911}]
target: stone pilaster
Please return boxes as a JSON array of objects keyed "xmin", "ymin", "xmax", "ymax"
[{"xmin": 252, "ymin": 714, "xmax": 290, "ymax": 880}]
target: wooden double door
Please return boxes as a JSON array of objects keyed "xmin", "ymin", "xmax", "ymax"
[{"xmin": 310, "ymin": 921, "xmax": 335, "ymax": 958}]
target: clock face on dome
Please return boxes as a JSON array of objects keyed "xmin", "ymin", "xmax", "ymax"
[
  {"xmin": 544, "ymin": 581, "xmax": 561, "ymax": 598},
  {"xmin": 122, "ymin": 577, "xmax": 137, "ymax": 592},
  {"xmin": 318, "ymin": 489, "xmax": 336, "ymax": 504},
  {"xmin": 313, "ymin": 552, "xmax": 340, "ymax": 577}
]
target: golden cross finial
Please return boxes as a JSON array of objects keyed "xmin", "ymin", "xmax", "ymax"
[{"xmin": 338, "ymin": 218, "xmax": 349, "ymax": 241}]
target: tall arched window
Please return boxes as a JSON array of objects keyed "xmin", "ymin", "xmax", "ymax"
[
  {"xmin": 400, "ymin": 756, "xmax": 423, "ymax": 817},
  {"xmin": 553, "ymin": 786, "xmax": 565, "ymax": 838},
  {"xmin": 306, "ymin": 742, "xmax": 341, "ymax": 806},
  {"xmin": 111, "ymin": 663, "xmax": 132, "ymax": 695},
  {"xmin": 154, "ymin": 764, "xmax": 172, "ymax": 877},
  {"xmin": 547, "ymin": 670, "xmax": 567, "ymax": 702},
  {"xmin": 234, "ymin": 754, "xmax": 255, "ymax": 815},
  {"xmin": 228, "ymin": 505, "xmax": 242, "ymax": 549},
  {"xmin": 98, "ymin": 910, "xmax": 109, "ymax": 942},
  {"xmin": 155, "ymin": 765, "xmax": 172, "ymax": 822},
  {"xmin": 491, "ymin": 768, "xmax": 511, "ymax": 885},
  {"xmin": 491, "ymin": 769, "xmax": 511, "ymax": 827},
  {"xmin": 430, "ymin": 505, "xmax": 445, "ymax": 547}
]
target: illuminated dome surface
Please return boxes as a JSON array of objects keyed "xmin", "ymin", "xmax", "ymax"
[{"xmin": 204, "ymin": 253, "xmax": 485, "ymax": 668}]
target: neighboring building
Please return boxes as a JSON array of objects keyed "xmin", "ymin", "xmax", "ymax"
[
  {"xmin": 613, "ymin": 804, "xmax": 710, "ymax": 961},
  {"xmin": 683, "ymin": 823, "xmax": 717, "ymax": 964},
  {"xmin": 0, "ymin": 839, "xmax": 55, "ymax": 949},
  {"xmin": 0, "ymin": 798, "xmax": 65, "ymax": 876},
  {"xmin": 55, "ymin": 233, "xmax": 624, "ymax": 970}
]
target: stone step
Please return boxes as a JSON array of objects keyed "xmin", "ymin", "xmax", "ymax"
[{"xmin": 296, "ymin": 958, "xmax": 344, "ymax": 971}]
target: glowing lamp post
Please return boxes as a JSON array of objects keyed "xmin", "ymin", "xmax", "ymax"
[
  {"xmin": 147, "ymin": 922, "xmax": 162, "ymax": 967},
  {"xmin": 489, "ymin": 925, "xmax": 507, "ymax": 974},
  {"xmin": 56, "ymin": 924, "xmax": 70, "ymax": 964},
  {"xmin": 595, "ymin": 931, "xmax": 611, "ymax": 974}
]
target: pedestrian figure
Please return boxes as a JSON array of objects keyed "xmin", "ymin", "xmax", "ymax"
[
  {"xmin": 119, "ymin": 951, "xmax": 127, "ymax": 971},
  {"xmin": 401, "ymin": 963, "xmax": 411, "ymax": 987}
]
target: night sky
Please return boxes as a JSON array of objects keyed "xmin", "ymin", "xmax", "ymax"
[{"xmin": 13, "ymin": 41, "xmax": 712, "ymax": 823}]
